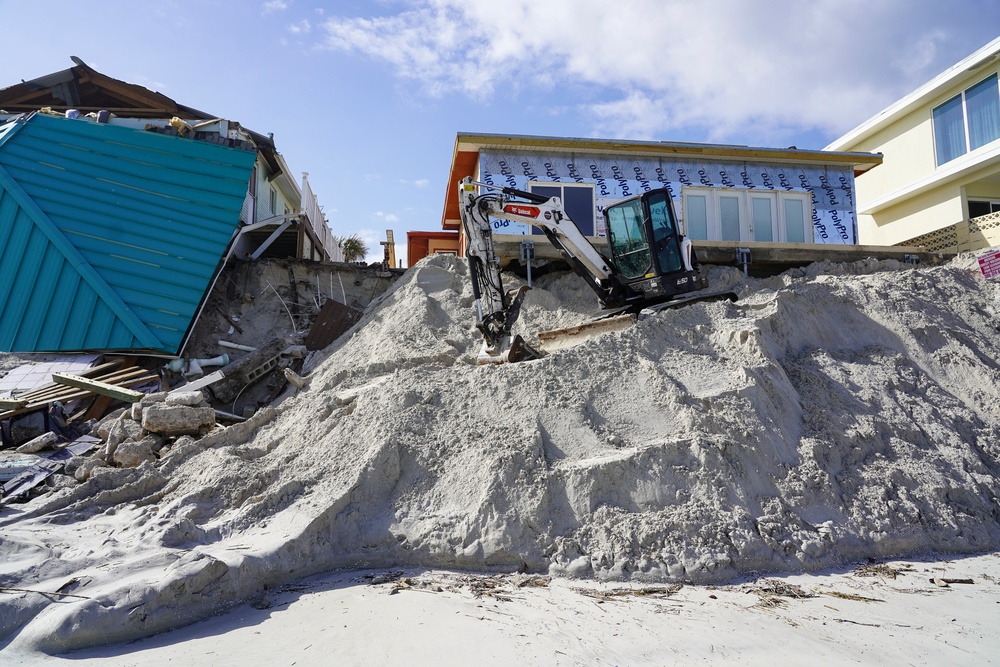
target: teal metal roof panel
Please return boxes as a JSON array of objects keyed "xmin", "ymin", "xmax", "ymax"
[{"xmin": 0, "ymin": 113, "xmax": 256, "ymax": 354}]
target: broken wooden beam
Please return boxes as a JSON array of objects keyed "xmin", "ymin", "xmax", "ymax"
[
  {"xmin": 51, "ymin": 373, "xmax": 145, "ymax": 403},
  {"xmin": 0, "ymin": 374, "xmax": 158, "ymax": 421},
  {"xmin": 0, "ymin": 398, "xmax": 27, "ymax": 410}
]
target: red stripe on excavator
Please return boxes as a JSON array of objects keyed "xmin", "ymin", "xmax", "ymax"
[{"xmin": 503, "ymin": 204, "xmax": 540, "ymax": 218}]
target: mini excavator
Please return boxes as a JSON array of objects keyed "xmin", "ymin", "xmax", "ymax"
[{"xmin": 458, "ymin": 176, "xmax": 737, "ymax": 363}]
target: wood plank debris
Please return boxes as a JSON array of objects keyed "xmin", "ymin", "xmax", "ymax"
[
  {"xmin": 0, "ymin": 364, "xmax": 157, "ymax": 422},
  {"xmin": 930, "ymin": 577, "xmax": 975, "ymax": 586},
  {"xmin": 51, "ymin": 373, "xmax": 145, "ymax": 403}
]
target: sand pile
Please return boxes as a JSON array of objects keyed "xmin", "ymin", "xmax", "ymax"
[{"xmin": 2, "ymin": 252, "xmax": 1000, "ymax": 652}]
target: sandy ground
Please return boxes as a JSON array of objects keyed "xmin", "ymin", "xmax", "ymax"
[
  {"xmin": 4, "ymin": 551, "xmax": 999, "ymax": 666},
  {"xmin": 2, "ymin": 253, "xmax": 1000, "ymax": 662}
]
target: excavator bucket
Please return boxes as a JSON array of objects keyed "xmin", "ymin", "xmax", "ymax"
[
  {"xmin": 536, "ymin": 313, "xmax": 636, "ymax": 354},
  {"xmin": 507, "ymin": 335, "xmax": 545, "ymax": 363},
  {"xmin": 476, "ymin": 334, "xmax": 544, "ymax": 364}
]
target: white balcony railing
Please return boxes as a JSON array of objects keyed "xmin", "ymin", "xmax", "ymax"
[{"xmin": 302, "ymin": 172, "xmax": 343, "ymax": 262}]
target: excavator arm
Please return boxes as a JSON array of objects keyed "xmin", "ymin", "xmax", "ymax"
[{"xmin": 459, "ymin": 177, "xmax": 632, "ymax": 361}]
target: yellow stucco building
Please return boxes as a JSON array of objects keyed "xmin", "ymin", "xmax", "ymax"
[{"xmin": 827, "ymin": 36, "xmax": 1000, "ymax": 251}]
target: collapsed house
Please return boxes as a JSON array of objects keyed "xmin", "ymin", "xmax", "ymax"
[{"xmin": 0, "ymin": 59, "xmax": 403, "ymax": 498}]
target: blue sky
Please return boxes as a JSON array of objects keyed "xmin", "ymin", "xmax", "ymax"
[{"xmin": 2, "ymin": 1, "xmax": 999, "ymax": 265}]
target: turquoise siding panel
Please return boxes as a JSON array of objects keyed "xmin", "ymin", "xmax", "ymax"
[
  {"xmin": 0, "ymin": 113, "xmax": 256, "ymax": 353},
  {"xmin": 10, "ymin": 159, "xmax": 245, "ymax": 235}
]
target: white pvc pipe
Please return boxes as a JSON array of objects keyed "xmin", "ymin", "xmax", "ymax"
[{"xmin": 219, "ymin": 340, "xmax": 257, "ymax": 352}]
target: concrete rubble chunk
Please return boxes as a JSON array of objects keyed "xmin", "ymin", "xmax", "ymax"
[
  {"xmin": 142, "ymin": 404, "xmax": 216, "ymax": 436},
  {"xmin": 165, "ymin": 390, "xmax": 205, "ymax": 407},
  {"xmin": 16, "ymin": 431, "xmax": 59, "ymax": 453},
  {"xmin": 113, "ymin": 439, "xmax": 157, "ymax": 467},
  {"xmin": 133, "ymin": 391, "xmax": 167, "ymax": 419},
  {"xmin": 46, "ymin": 474, "xmax": 77, "ymax": 491},
  {"xmin": 106, "ymin": 418, "xmax": 145, "ymax": 450},
  {"xmin": 139, "ymin": 433, "xmax": 166, "ymax": 453},
  {"xmin": 74, "ymin": 459, "xmax": 109, "ymax": 482},
  {"xmin": 62, "ymin": 455, "xmax": 86, "ymax": 478}
]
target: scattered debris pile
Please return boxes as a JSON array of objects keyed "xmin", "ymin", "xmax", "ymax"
[{"xmin": 0, "ymin": 258, "xmax": 401, "ymax": 508}]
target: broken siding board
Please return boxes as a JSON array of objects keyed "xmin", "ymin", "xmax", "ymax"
[
  {"xmin": 1, "ymin": 436, "xmax": 100, "ymax": 502},
  {"xmin": 51, "ymin": 373, "xmax": 145, "ymax": 403},
  {"xmin": 1, "ymin": 459, "xmax": 63, "ymax": 502},
  {"xmin": 173, "ymin": 369, "xmax": 226, "ymax": 394}
]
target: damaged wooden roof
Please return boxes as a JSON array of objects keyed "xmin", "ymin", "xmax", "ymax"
[
  {"xmin": 0, "ymin": 112, "xmax": 256, "ymax": 354},
  {"xmin": 0, "ymin": 56, "xmax": 282, "ymax": 175},
  {"xmin": 0, "ymin": 56, "xmax": 212, "ymax": 120}
]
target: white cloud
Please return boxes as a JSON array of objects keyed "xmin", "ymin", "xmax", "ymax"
[
  {"xmin": 129, "ymin": 75, "xmax": 170, "ymax": 94},
  {"xmin": 262, "ymin": 0, "xmax": 288, "ymax": 14},
  {"xmin": 318, "ymin": 0, "xmax": 984, "ymax": 143},
  {"xmin": 288, "ymin": 19, "xmax": 310, "ymax": 34},
  {"xmin": 400, "ymin": 178, "xmax": 430, "ymax": 189},
  {"xmin": 373, "ymin": 211, "xmax": 400, "ymax": 224}
]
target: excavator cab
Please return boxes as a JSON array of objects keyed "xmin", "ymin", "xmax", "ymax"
[{"xmin": 604, "ymin": 189, "xmax": 707, "ymax": 303}]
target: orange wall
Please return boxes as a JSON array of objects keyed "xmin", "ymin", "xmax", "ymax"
[{"xmin": 407, "ymin": 231, "xmax": 460, "ymax": 267}]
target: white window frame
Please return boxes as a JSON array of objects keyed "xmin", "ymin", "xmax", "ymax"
[
  {"xmin": 682, "ymin": 186, "xmax": 813, "ymax": 243},
  {"xmin": 932, "ymin": 73, "xmax": 1000, "ymax": 166}
]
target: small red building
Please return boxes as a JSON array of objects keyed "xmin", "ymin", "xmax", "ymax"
[{"xmin": 407, "ymin": 230, "xmax": 459, "ymax": 266}]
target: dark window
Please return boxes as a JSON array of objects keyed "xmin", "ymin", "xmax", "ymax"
[
  {"xmin": 969, "ymin": 199, "xmax": 1000, "ymax": 218},
  {"xmin": 529, "ymin": 183, "xmax": 595, "ymax": 236}
]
